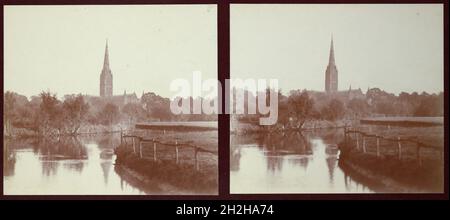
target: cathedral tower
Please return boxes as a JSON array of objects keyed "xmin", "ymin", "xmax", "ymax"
[
  {"xmin": 325, "ymin": 36, "xmax": 338, "ymax": 93},
  {"xmin": 100, "ymin": 41, "xmax": 113, "ymax": 97}
]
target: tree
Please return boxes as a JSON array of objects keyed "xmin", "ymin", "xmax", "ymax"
[
  {"xmin": 122, "ymin": 103, "xmax": 144, "ymax": 124},
  {"xmin": 276, "ymin": 91, "xmax": 290, "ymax": 128},
  {"xmin": 152, "ymin": 105, "xmax": 173, "ymax": 121},
  {"xmin": 347, "ymin": 98, "xmax": 369, "ymax": 117},
  {"xmin": 321, "ymin": 99, "xmax": 345, "ymax": 121},
  {"xmin": 287, "ymin": 90, "xmax": 314, "ymax": 128},
  {"xmin": 3, "ymin": 91, "xmax": 16, "ymax": 135},
  {"xmin": 99, "ymin": 103, "xmax": 119, "ymax": 125},
  {"xmin": 414, "ymin": 94, "xmax": 444, "ymax": 116},
  {"xmin": 63, "ymin": 94, "xmax": 89, "ymax": 134},
  {"xmin": 141, "ymin": 92, "xmax": 172, "ymax": 121},
  {"xmin": 39, "ymin": 91, "xmax": 63, "ymax": 135}
]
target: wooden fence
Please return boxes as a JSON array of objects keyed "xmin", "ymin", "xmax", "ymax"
[
  {"xmin": 119, "ymin": 132, "xmax": 217, "ymax": 171},
  {"xmin": 344, "ymin": 127, "xmax": 443, "ymax": 165}
]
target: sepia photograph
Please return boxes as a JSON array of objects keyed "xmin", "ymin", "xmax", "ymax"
[
  {"xmin": 2, "ymin": 1, "xmax": 448, "ymax": 204},
  {"xmin": 3, "ymin": 5, "xmax": 218, "ymax": 195},
  {"xmin": 230, "ymin": 4, "xmax": 444, "ymax": 193}
]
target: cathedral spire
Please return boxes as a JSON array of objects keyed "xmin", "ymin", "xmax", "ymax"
[
  {"xmin": 100, "ymin": 40, "xmax": 113, "ymax": 97},
  {"xmin": 329, "ymin": 35, "xmax": 335, "ymax": 65},
  {"xmin": 325, "ymin": 34, "xmax": 338, "ymax": 93},
  {"xmin": 103, "ymin": 40, "xmax": 110, "ymax": 70}
]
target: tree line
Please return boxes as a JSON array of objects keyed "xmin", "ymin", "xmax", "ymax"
[
  {"xmin": 3, "ymin": 91, "xmax": 216, "ymax": 137},
  {"xmin": 237, "ymin": 87, "xmax": 444, "ymax": 129},
  {"xmin": 3, "ymin": 87, "xmax": 443, "ymax": 136}
]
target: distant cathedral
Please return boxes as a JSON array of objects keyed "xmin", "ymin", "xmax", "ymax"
[
  {"xmin": 95, "ymin": 40, "xmax": 139, "ymax": 105},
  {"xmin": 100, "ymin": 41, "xmax": 113, "ymax": 97},
  {"xmin": 325, "ymin": 37, "xmax": 338, "ymax": 93}
]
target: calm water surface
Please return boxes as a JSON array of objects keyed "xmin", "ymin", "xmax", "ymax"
[
  {"xmin": 230, "ymin": 129, "xmax": 374, "ymax": 193},
  {"xmin": 4, "ymin": 134, "xmax": 146, "ymax": 195}
]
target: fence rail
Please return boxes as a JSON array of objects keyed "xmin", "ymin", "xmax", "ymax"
[
  {"xmin": 344, "ymin": 127, "xmax": 443, "ymax": 164},
  {"xmin": 119, "ymin": 132, "xmax": 217, "ymax": 171}
]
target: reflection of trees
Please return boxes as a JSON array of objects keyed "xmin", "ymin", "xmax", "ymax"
[
  {"xmin": 63, "ymin": 162, "xmax": 84, "ymax": 173},
  {"xmin": 263, "ymin": 132, "xmax": 312, "ymax": 171},
  {"xmin": 231, "ymin": 132, "xmax": 314, "ymax": 172},
  {"xmin": 266, "ymin": 154, "xmax": 283, "ymax": 172},
  {"xmin": 4, "ymin": 138, "xmax": 38, "ymax": 177},
  {"xmin": 291, "ymin": 157, "xmax": 309, "ymax": 169},
  {"xmin": 38, "ymin": 136, "xmax": 88, "ymax": 176},
  {"xmin": 42, "ymin": 161, "xmax": 59, "ymax": 177},
  {"xmin": 38, "ymin": 137, "xmax": 87, "ymax": 160},
  {"xmin": 230, "ymin": 134, "xmax": 265, "ymax": 173},
  {"xmin": 264, "ymin": 131, "xmax": 312, "ymax": 155},
  {"xmin": 3, "ymin": 139, "xmax": 16, "ymax": 177}
]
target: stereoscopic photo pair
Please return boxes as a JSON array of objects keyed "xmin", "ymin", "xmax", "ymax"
[{"xmin": 3, "ymin": 4, "xmax": 445, "ymax": 195}]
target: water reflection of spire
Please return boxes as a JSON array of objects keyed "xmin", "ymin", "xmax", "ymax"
[
  {"xmin": 326, "ymin": 156, "xmax": 337, "ymax": 185},
  {"xmin": 101, "ymin": 161, "xmax": 112, "ymax": 185}
]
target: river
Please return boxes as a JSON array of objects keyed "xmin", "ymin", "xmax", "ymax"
[
  {"xmin": 230, "ymin": 129, "xmax": 374, "ymax": 193},
  {"xmin": 3, "ymin": 134, "xmax": 147, "ymax": 195}
]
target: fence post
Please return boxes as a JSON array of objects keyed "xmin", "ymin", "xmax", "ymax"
[
  {"xmin": 132, "ymin": 137, "xmax": 136, "ymax": 154},
  {"xmin": 416, "ymin": 144, "xmax": 422, "ymax": 166},
  {"xmin": 397, "ymin": 137, "xmax": 402, "ymax": 160},
  {"xmin": 376, "ymin": 136, "xmax": 380, "ymax": 158},
  {"xmin": 175, "ymin": 140, "xmax": 179, "ymax": 164},
  {"xmin": 344, "ymin": 126, "xmax": 347, "ymax": 144},
  {"xmin": 362, "ymin": 137, "xmax": 366, "ymax": 153},
  {"xmin": 356, "ymin": 132, "xmax": 359, "ymax": 150},
  {"xmin": 194, "ymin": 147, "xmax": 199, "ymax": 171},
  {"xmin": 153, "ymin": 139, "xmax": 157, "ymax": 161},
  {"xmin": 139, "ymin": 138, "xmax": 143, "ymax": 159},
  {"xmin": 120, "ymin": 129, "xmax": 123, "ymax": 145}
]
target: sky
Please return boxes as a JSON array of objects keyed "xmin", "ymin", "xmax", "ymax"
[
  {"xmin": 4, "ymin": 4, "xmax": 444, "ymax": 99},
  {"xmin": 231, "ymin": 4, "xmax": 444, "ymax": 95},
  {"xmin": 4, "ymin": 5, "xmax": 217, "ymax": 99}
]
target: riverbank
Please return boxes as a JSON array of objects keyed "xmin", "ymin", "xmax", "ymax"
[
  {"xmin": 114, "ymin": 146, "xmax": 217, "ymax": 194},
  {"xmin": 3, "ymin": 123, "xmax": 130, "ymax": 139},
  {"xmin": 136, "ymin": 121, "xmax": 217, "ymax": 132},
  {"xmin": 231, "ymin": 119, "xmax": 355, "ymax": 135},
  {"xmin": 338, "ymin": 142, "xmax": 443, "ymax": 193},
  {"xmin": 360, "ymin": 116, "xmax": 443, "ymax": 127}
]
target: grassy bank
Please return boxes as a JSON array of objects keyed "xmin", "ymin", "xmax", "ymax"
[
  {"xmin": 131, "ymin": 130, "xmax": 218, "ymax": 153},
  {"xmin": 231, "ymin": 119, "xmax": 355, "ymax": 135},
  {"xmin": 361, "ymin": 116, "xmax": 443, "ymax": 126},
  {"xmin": 115, "ymin": 146, "xmax": 217, "ymax": 194},
  {"xmin": 4, "ymin": 123, "xmax": 130, "ymax": 139},
  {"xmin": 339, "ymin": 141, "xmax": 443, "ymax": 192}
]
